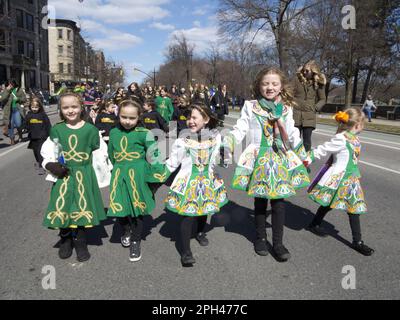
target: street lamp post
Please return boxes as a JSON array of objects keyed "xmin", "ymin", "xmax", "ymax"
[{"xmin": 134, "ymin": 67, "xmax": 156, "ymax": 88}]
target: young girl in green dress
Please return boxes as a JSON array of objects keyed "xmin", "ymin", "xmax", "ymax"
[
  {"xmin": 107, "ymin": 100, "xmax": 162, "ymax": 262},
  {"xmin": 42, "ymin": 92, "xmax": 106, "ymax": 262},
  {"xmin": 161, "ymin": 103, "xmax": 228, "ymax": 266},
  {"xmin": 306, "ymin": 108, "xmax": 374, "ymax": 256},
  {"xmin": 222, "ymin": 67, "xmax": 310, "ymax": 262}
]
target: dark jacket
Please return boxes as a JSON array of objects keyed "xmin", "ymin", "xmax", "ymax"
[
  {"xmin": 141, "ymin": 110, "xmax": 168, "ymax": 132},
  {"xmin": 0, "ymin": 88, "xmax": 27, "ymax": 126},
  {"xmin": 95, "ymin": 112, "xmax": 118, "ymax": 136},
  {"xmin": 210, "ymin": 90, "xmax": 229, "ymax": 117},
  {"xmin": 126, "ymin": 89, "xmax": 144, "ymax": 103},
  {"xmin": 292, "ymin": 76, "xmax": 326, "ymax": 128},
  {"xmin": 24, "ymin": 111, "xmax": 51, "ymax": 146},
  {"xmin": 172, "ymin": 107, "xmax": 189, "ymax": 133}
]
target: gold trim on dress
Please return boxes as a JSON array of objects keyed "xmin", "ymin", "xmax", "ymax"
[
  {"xmin": 47, "ymin": 176, "xmax": 70, "ymax": 225},
  {"xmin": 110, "ymin": 168, "xmax": 123, "ymax": 213},
  {"xmin": 114, "ymin": 136, "xmax": 140, "ymax": 162},
  {"xmin": 129, "ymin": 169, "xmax": 147, "ymax": 211},
  {"xmin": 71, "ymin": 171, "xmax": 94, "ymax": 223},
  {"xmin": 63, "ymin": 134, "xmax": 90, "ymax": 162}
]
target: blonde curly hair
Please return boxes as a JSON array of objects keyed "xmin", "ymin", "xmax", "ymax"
[{"xmin": 297, "ymin": 60, "xmax": 327, "ymax": 89}]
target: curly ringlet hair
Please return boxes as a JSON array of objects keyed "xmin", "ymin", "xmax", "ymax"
[
  {"xmin": 187, "ymin": 102, "xmax": 218, "ymax": 129},
  {"xmin": 297, "ymin": 60, "xmax": 327, "ymax": 89},
  {"xmin": 253, "ymin": 67, "xmax": 297, "ymax": 107},
  {"xmin": 58, "ymin": 91, "xmax": 85, "ymax": 121},
  {"xmin": 117, "ymin": 99, "xmax": 143, "ymax": 117},
  {"xmin": 336, "ymin": 107, "xmax": 365, "ymax": 134}
]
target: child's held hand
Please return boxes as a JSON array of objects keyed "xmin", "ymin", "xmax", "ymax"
[{"xmin": 45, "ymin": 162, "xmax": 69, "ymax": 179}]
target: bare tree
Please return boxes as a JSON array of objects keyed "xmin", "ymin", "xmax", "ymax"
[{"xmin": 217, "ymin": 0, "xmax": 322, "ymax": 73}]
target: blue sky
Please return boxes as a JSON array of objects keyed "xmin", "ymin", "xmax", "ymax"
[{"xmin": 48, "ymin": 0, "xmax": 221, "ymax": 85}]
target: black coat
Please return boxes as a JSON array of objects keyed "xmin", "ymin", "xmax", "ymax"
[
  {"xmin": 24, "ymin": 111, "xmax": 51, "ymax": 147},
  {"xmin": 172, "ymin": 107, "xmax": 189, "ymax": 133},
  {"xmin": 126, "ymin": 89, "xmax": 144, "ymax": 103},
  {"xmin": 210, "ymin": 91, "xmax": 229, "ymax": 118},
  {"xmin": 95, "ymin": 112, "xmax": 118, "ymax": 136},
  {"xmin": 141, "ymin": 110, "xmax": 168, "ymax": 132}
]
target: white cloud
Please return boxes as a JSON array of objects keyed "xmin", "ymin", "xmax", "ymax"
[
  {"xmin": 169, "ymin": 26, "xmax": 220, "ymax": 52},
  {"xmin": 91, "ymin": 33, "xmax": 142, "ymax": 51},
  {"xmin": 192, "ymin": 4, "xmax": 214, "ymax": 16},
  {"xmin": 193, "ymin": 20, "xmax": 201, "ymax": 27},
  {"xmin": 48, "ymin": 0, "xmax": 170, "ymax": 25},
  {"xmin": 150, "ymin": 22, "xmax": 175, "ymax": 31},
  {"xmin": 80, "ymin": 19, "xmax": 142, "ymax": 51}
]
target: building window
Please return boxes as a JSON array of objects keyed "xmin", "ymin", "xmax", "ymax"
[
  {"xmin": 58, "ymin": 45, "xmax": 63, "ymax": 55},
  {"xmin": 16, "ymin": 9, "xmax": 24, "ymax": 28},
  {"xmin": 0, "ymin": 0, "xmax": 4, "ymax": 15},
  {"xmin": 59, "ymin": 63, "xmax": 64, "ymax": 74},
  {"xmin": 68, "ymin": 64, "xmax": 72, "ymax": 74},
  {"xmin": 27, "ymin": 42, "xmax": 34, "ymax": 59},
  {"xmin": 58, "ymin": 29, "xmax": 62, "ymax": 39},
  {"xmin": 26, "ymin": 13, "xmax": 34, "ymax": 31},
  {"xmin": 67, "ymin": 45, "xmax": 72, "ymax": 56},
  {"xmin": 27, "ymin": 0, "xmax": 33, "ymax": 4},
  {"xmin": 0, "ymin": 30, "xmax": 5, "ymax": 52},
  {"xmin": 67, "ymin": 30, "xmax": 72, "ymax": 40},
  {"xmin": 28, "ymin": 70, "xmax": 36, "ymax": 89},
  {"xmin": 17, "ymin": 40, "xmax": 24, "ymax": 55}
]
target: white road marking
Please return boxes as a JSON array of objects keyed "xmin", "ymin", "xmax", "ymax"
[
  {"xmin": 359, "ymin": 160, "xmax": 400, "ymax": 175},
  {"xmin": 313, "ymin": 131, "xmax": 400, "ymax": 151},
  {"xmin": 0, "ymin": 142, "xmax": 29, "ymax": 158},
  {"xmin": 315, "ymin": 128, "xmax": 400, "ymax": 146},
  {"xmin": 223, "ymin": 123, "xmax": 400, "ymax": 175}
]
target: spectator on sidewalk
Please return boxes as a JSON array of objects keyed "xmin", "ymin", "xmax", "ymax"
[
  {"xmin": 292, "ymin": 60, "xmax": 326, "ymax": 152},
  {"xmin": 0, "ymin": 79, "xmax": 27, "ymax": 145},
  {"xmin": 361, "ymin": 95, "xmax": 377, "ymax": 122}
]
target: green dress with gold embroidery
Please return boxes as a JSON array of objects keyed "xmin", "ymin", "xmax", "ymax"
[
  {"xmin": 43, "ymin": 122, "xmax": 106, "ymax": 229},
  {"xmin": 107, "ymin": 125, "xmax": 162, "ymax": 218}
]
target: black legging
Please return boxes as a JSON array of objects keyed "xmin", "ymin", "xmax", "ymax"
[
  {"xmin": 180, "ymin": 215, "xmax": 207, "ymax": 254},
  {"xmin": 118, "ymin": 216, "xmax": 144, "ymax": 242},
  {"xmin": 310, "ymin": 206, "xmax": 362, "ymax": 242},
  {"xmin": 296, "ymin": 126, "xmax": 314, "ymax": 152},
  {"xmin": 254, "ymin": 198, "xmax": 285, "ymax": 247},
  {"xmin": 30, "ymin": 139, "xmax": 45, "ymax": 164}
]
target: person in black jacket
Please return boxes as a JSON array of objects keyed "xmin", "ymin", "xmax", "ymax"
[
  {"xmin": 24, "ymin": 97, "xmax": 51, "ymax": 175},
  {"xmin": 94, "ymin": 100, "xmax": 118, "ymax": 142},
  {"xmin": 210, "ymin": 84, "xmax": 229, "ymax": 127},
  {"xmin": 172, "ymin": 96, "xmax": 189, "ymax": 135},
  {"xmin": 141, "ymin": 98, "xmax": 168, "ymax": 135}
]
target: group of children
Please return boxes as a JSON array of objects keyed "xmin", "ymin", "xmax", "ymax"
[{"xmin": 37, "ymin": 67, "xmax": 374, "ymax": 267}]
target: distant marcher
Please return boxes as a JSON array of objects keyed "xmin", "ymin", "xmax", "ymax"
[
  {"xmin": 361, "ymin": 95, "xmax": 377, "ymax": 122},
  {"xmin": 210, "ymin": 84, "xmax": 229, "ymax": 127},
  {"xmin": 126, "ymin": 82, "xmax": 144, "ymax": 103},
  {"xmin": 24, "ymin": 97, "xmax": 51, "ymax": 175},
  {"xmin": 113, "ymin": 87, "xmax": 126, "ymax": 106},
  {"xmin": 141, "ymin": 98, "xmax": 168, "ymax": 133},
  {"xmin": 0, "ymin": 79, "xmax": 27, "ymax": 144},
  {"xmin": 155, "ymin": 88, "xmax": 174, "ymax": 123},
  {"xmin": 95, "ymin": 101, "xmax": 118, "ymax": 141},
  {"xmin": 293, "ymin": 60, "xmax": 327, "ymax": 152}
]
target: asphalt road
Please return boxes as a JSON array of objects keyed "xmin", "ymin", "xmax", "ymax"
[{"xmin": 0, "ymin": 110, "xmax": 399, "ymax": 300}]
